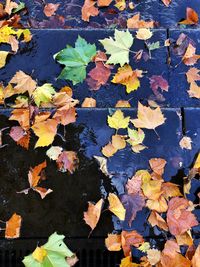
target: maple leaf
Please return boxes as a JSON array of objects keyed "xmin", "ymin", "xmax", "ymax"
[
  {"xmin": 53, "ymin": 106, "xmax": 77, "ymax": 126},
  {"xmin": 179, "ymin": 7, "xmax": 199, "ymax": 25},
  {"xmin": 23, "ymin": 232, "xmax": 76, "ymax": 267},
  {"xmin": 183, "ymin": 44, "xmax": 200, "ymax": 66},
  {"xmin": 107, "ymin": 110, "xmax": 130, "ymax": 129},
  {"xmin": 32, "ymin": 119, "xmax": 58, "ymax": 148},
  {"xmin": 82, "ymin": 97, "xmax": 96, "ymax": 107},
  {"xmin": 55, "ymin": 36, "xmax": 96, "ymax": 84},
  {"xmin": 83, "ymin": 199, "xmax": 104, "ymax": 231},
  {"xmin": 131, "ymin": 102, "xmax": 166, "ymax": 131},
  {"xmin": 149, "ymin": 157, "xmax": 166, "ymax": 179},
  {"xmin": 167, "ymin": 197, "xmax": 198, "ymax": 236},
  {"xmin": 127, "ymin": 13, "xmax": 154, "ymax": 28},
  {"xmin": 0, "ymin": 51, "xmax": 9, "ymax": 68},
  {"xmin": 9, "ymin": 108, "xmax": 30, "ymax": 130},
  {"xmin": 100, "ymin": 29, "xmax": 134, "ymax": 66},
  {"xmin": 188, "ymin": 82, "xmax": 200, "ymax": 99},
  {"xmin": 136, "ymin": 29, "xmax": 153, "ymax": 40},
  {"xmin": 5, "ymin": 213, "xmax": 22, "ymax": 239},
  {"xmin": 33, "ymin": 83, "xmax": 56, "ymax": 107},
  {"xmin": 10, "ymin": 71, "xmax": 37, "ymax": 96},
  {"xmin": 108, "ymin": 193, "xmax": 126, "ymax": 220},
  {"xmin": 56, "ymin": 151, "xmax": 79, "ymax": 173},
  {"xmin": 148, "ymin": 211, "xmax": 168, "ymax": 231},
  {"xmin": 186, "ymin": 67, "xmax": 200, "ymax": 83},
  {"xmin": 112, "ymin": 65, "xmax": 143, "ymax": 93},
  {"xmin": 105, "ymin": 234, "xmax": 122, "ymax": 251},
  {"xmin": 44, "ymin": 3, "xmax": 60, "ymax": 17},
  {"xmin": 81, "ymin": 0, "xmax": 99, "ymax": 22},
  {"xmin": 121, "ymin": 230, "xmax": 144, "ymax": 256}
]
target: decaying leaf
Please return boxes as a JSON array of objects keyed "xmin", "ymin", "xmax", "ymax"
[
  {"xmin": 56, "ymin": 151, "xmax": 79, "ymax": 173},
  {"xmin": 121, "ymin": 230, "xmax": 144, "ymax": 256}
]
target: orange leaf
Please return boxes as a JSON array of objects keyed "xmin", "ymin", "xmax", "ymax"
[
  {"xmin": 28, "ymin": 161, "xmax": 47, "ymax": 188},
  {"xmin": 97, "ymin": 0, "xmax": 112, "ymax": 7},
  {"xmin": 149, "ymin": 158, "xmax": 166, "ymax": 180},
  {"xmin": 9, "ymin": 108, "xmax": 30, "ymax": 130},
  {"xmin": 127, "ymin": 13, "xmax": 154, "ymax": 28},
  {"xmin": 115, "ymin": 100, "xmax": 131, "ymax": 108},
  {"xmin": 186, "ymin": 67, "xmax": 200, "ymax": 83},
  {"xmin": 53, "ymin": 106, "xmax": 77, "ymax": 126},
  {"xmin": 105, "ymin": 234, "xmax": 122, "ymax": 251},
  {"xmin": 183, "ymin": 44, "xmax": 200, "ymax": 66},
  {"xmin": 167, "ymin": 197, "xmax": 198, "ymax": 236},
  {"xmin": 121, "ymin": 230, "xmax": 144, "ymax": 256},
  {"xmin": 56, "ymin": 151, "xmax": 79, "ymax": 173},
  {"xmin": 161, "ymin": 0, "xmax": 171, "ymax": 7},
  {"xmin": 191, "ymin": 244, "xmax": 200, "ymax": 267},
  {"xmin": 148, "ymin": 211, "xmax": 168, "ymax": 231},
  {"xmin": 81, "ymin": 0, "xmax": 99, "ymax": 22},
  {"xmin": 44, "ymin": 3, "xmax": 60, "ymax": 17},
  {"xmin": 179, "ymin": 7, "xmax": 198, "ymax": 25},
  {"xmin": 82, "ymin": 97, "xmax": 96, "ymax": 107},
  {"xmin": 108, "ymin": 193, "xmax": 126, "ymax": 220},
  {"xmin": 102, "ymin": 142, "xmax": 117, "ymax": 157},
  {"xmin": 188, "ymin": 82, "xmax": 200, "ymax": 99},
  {"xmin": 33, "ymin": 187, "xmax": 53, "ymax": 199},
  {"xmin": 161, "ymin": 182, "xmax": 182, "ymax": 199},
  {"xmin": 5, "ymin": 213, "xmax": 22, "ymax": 239},
  {"xmin": 83, "ymin": 199, "xmax": 104, "ymax": 231},
  {"xmin": 146, "ymin": 196, "xmax": 168, "ymax": 213}
]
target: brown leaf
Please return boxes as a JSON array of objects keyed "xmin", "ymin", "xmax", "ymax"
[
  {"xmin": 127, "ymin": 13, "xmax": 154, "ymax": 28},
  {"xmin": 161, "ymin": 182, "xmax": 182, "ymax": 199},
  {"xmin": 167, "ymin": 197, "xmax": 198, "ymax": 236},
  {"xmin": 82, "ymin": 0, "xmax": 99, "ymax": 22},
  {"xmin": 183, "ymin": 44, "xmax": 200, "ymax": 66},
  {"xmin": 148, "ymin": 211, "xmax": 168, "ymax": 231},
  {"xmin": 83, "ymin": 199, "xmax": 104, "ymax": 231},
  {"xmin": 33, "ymin": 187, "xmax": 53, "ymax": 199},
  {"xmin": 105, "ymin": 234, "xmax": 121, "ymax": 251},
  {"xmin": 102, "ymin": 142, "xmax": 117, "ymax": 157},
  {"xmin": 121, "ymin": 230, "xmax": 144, "ymax": 256},
  {"xmin": 56, "ymin": 151, "xmax": 79, "ymax": 173},
  {"xmin": 28, "ymin": 161, "xmax": 47, "ymax": 188},
  {"xmin": 44, "ymin": 3, "xmax": 60, "ymax": 17},
  {"xmin": 5, "ymin": 213, "xmax": 22, "ymax": 239},
  {"xmin": 10, "ymin": 126, "xmax": 30, "ymax": 149},
  {"xmin": 146, "ymin": 196, "xmax": 168, "ymax": 213},
  {"xmin": 179, "ymin": 7, "xmax": 199, "ymax": 25},
  {"xmin": 176, "ymin": 231, "xmax": 193, "ymax": 247}
]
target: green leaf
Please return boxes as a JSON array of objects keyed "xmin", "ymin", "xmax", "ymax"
[
  {"xmin": 99, "ymin": 29, "xmax": 134, "ymax": 66},
  {"xmin": 147, "ymin": 41, "xmax": 160, "ymax": 51},
  {"xmin": 33, "ymin": 83, "xmax": 56, "ymax": 107},
  {"xmin": 55, "ymin": 36, "xmax": 96, "ymax": 85},
  {"xmin": 22, "ymin": 232, "xmax": 75, "ymax": 267},
  {"xmin": 13, "ymin": 2, "xmax": 25, "ymax": 13}
]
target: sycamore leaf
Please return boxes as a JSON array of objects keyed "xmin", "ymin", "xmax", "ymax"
[
  {"xmin": 115, "ymin": 100, "xmax": 131, "ymax": 108},
  {"xmin": 179, "ymin": 7, "xmax": 198, "ymax": 25},
  {"xmin": 81, "ymin": 0, "xmax": 99, "ymax": 22},
  {"xmin": 146, "ymin": 196, "xmax": 168, "ymax": 213},
  {"xmin": 32, "ymin": 119, "xmax": 58, "ymax": 148},
  {"xmin": 10, "ymin": 71, "xmax": 37, "ymax": 96},
  {"xmin": 100, "ymin": 29, "xmax": 134, "ymax": 66},
  {"xmin": 55, "ymin": 36, "xmax": 96, "ymax": 84},
  {"xmin": 0, "ymin": 51, "xmax": 9, "ymax": 68},
  {"xmin": 33, "ymin": 84, "xmax": 56, "ymax": 107},
  {"xmin": 102, "ymin": 142, "xmax": 117, "ymax": 157},
  {"xmin": 127, "ymin": 128, "xmax": 145, "ymax": 146},
  {"xmin": 9, "ymin": 108, "xmax": 30, "ymax": 130},
  {"xmin": 149, "ymin": 157, "xmax": 166, "ymax": 180},
  {"xmin": 107, "ymin": 110, "xmax": 130, "ymax": 129},
  {"xmin": 108, "ymin": 193, "xmax": 126, "ymax": 220},
  {"xmin": 127, "ymin": 13, "xmax": 154, "ymax": 28},
  {"xmin": 5, "ymin": 213, "xmax": 22, "ymax": 239},
  {"xmin": 136, "ymin": 29, "xmax": 153, "ymax": 40},
  {"xmin": 112, "ymin": 65, "xmax": 143, "ymax": 93},
  {"xmin": 131, "ymin": 102, "xmax": 166, "ymax": 130},
  {"xmin": 186, "ymin": 67, "xmax": 200, "ymax": 83},
  {"xmin": 83, "ymin": 199, "xmax": 104, "ymax": 231},
  {"xmin": 148, "ymin": 211, "xmax": 168, "ymax": 231},
  {"xmin": 23, "ymin": 232, "xmax": 75, "ymax": 267},
  {"xmin": 105, "ymin": 234, "xmax": 121, "ymax": 251},
  {"xmin": 167, "ymin": 197, "xmax": 198, "ymax": 235}
]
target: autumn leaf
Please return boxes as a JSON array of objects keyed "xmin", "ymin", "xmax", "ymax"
[
  {"xmin": 4, "ymin": 0, "xmax": 18, "ymax": 15},
  {"xmin": 107, "ymin": 110, "xmax": 130, "ymax": 129},
  {"xmin": 46, "ymin": 146, "xmax": 63, "ymax": 161},
  {"xmin": 121, "ymin": 230, "xmax": 144, "ymax": 256},
  {"xmin": 102, "ymin": 142, "xmax": 117, "ymax": 157},
  {"xmin": 56, "ymin": 151, "xmax": 79, "ymax": 173},
  {"xmin": 147, "ymin": 249, "xmax": 161, "ymax": 266},
  {"xmin": 83, "ymin": 199, "xmax": 104, "ymax": 231},
  {"xmin": 97, "ymin": 0, "xmax": 112, "ymax": 7},
  {"xmin": 149, "ymin": 157, "xmax": 166, "ymax": 180},
  {"xmin": 53, "ymin": 107, "xmax": 77, "ymax": 126},
  {"xmin": 108, "ymin": 193, "xmax": 126, "ymax": 220},
  {"xmin": 115, "ymin": 100, "xmax": 131, "ymax": 108},
  {"xmin": 161, "ymin": 182, "xmax": 182, "ymax": 199},
  {"xmin": 33, "ymin": 83, "xmax": 56, "ymax": 107},
  {"xmin": 105, "ymin": 234, "xmax": 121, "ymax": 251},
  {"xmin": 183, "ymin": 44, "xmax": 200, "ymax": 66},
  {"xmin": 82, "ymin": 97, "xmax": 96, "ymax": 107},
  {"xmin": 44, "ymin": 3, "xmax": 60, "ymax": 17},
  {"xmin": 149, "ymin": 75, "xmax": 169, "ymax": 101},
  {"xmin": 10, "ymin": 126, "xmax": 30, "ymax": 150},
  {"xmin": 120, "ymin": 256, "xmax": 138, "ymax": 267},
  {"xmin": 188, "ymin": 82, "xmax": 200, "ymax": 99},
  {"xmin": 161, "ymin": 0, "xmax": 171, "ymax": 7},
  {"xmin": 0, "ymin": 51, "xmax": 9, "ymax": 68},
  {"xmin": 112, "ymin": 65, "xmax": 143, "ymax": 93},
  {"xmin": 131, "ymin": 102, "xmax": 166, "ymax": 131},
  {"xmin": 141, "ymin": 174, "xmax": 163, "ymax": 200},
  {"xmin": 100, "ymin": 29, "xmax": 134, "ymax": 66},
  {"xmin": 55, "ymin": 36, "xmax": 96, "ymax": 84},
  {"xmin": 9, "ymin": 108, "xmax": 30, "ymax": 130},
  {"xmin": 32, "ymin": 119, "xmax": 58, "ymax": 148},
  {"xmin": 5, "ymin": 213, "xmax": 22, "ymax": 239},
  {"xmin": 186, "ymin": 67, "xmax": 200, "ymax": 83},
  {"xmin": 192, "ymin": 244, "xmax": 200, "ymax": 267},
  {"xmin": 127, "ymin": 13, "xmax": 154, "ymax": 28},
  {"xmin": 167, "ymin": 197, "xmax": 198, "ymax": 236},
  {"xmin": 148, "ymin": 211, "xmax": 168, "ymax": 231},
  {"xmin": 10, "ymin": 71, "xmax": 37, "ymax": 96},
  {"xmin": 28, "ymin": 161, "xmax": 47, "ymax": 188},
  {"xmin": 136, "ymin": 29, "xmax": 153, "ymax": 40},
  {"xmin": 179, "ymin": 7, "xmax": 199, "ymax": 25},
  {"xmin": 81, "ymin": 0, "xmax": 99, "ymax": 22},
  {"xmin": 127, "ymin": 128, "xmax": 146, "ymax": 153},
  {"xmin": 146, "ymin": 196, "xmax": 168, "ymax": 213},
  {"xmin": 179, "ymin": 136, "xmax": 192, "ymax": 150},
  {"xmin": 23, "ymin": 232, "xmax": 76, "ymax": 267}
]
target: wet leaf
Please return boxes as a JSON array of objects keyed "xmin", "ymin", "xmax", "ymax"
[
  {"xmin": 82, "ymin": 0, "xmax": 99, "ymax": 22},
  {"xmin": 56, "ymin": 151, "xmax": 78, "ymax": 173},
  {"xmin": 84, "ymin": 199, "xmax": 104, "ymax": 231},
  {"xmin": 0, "ymin": 51, "xmax": 9, "ymax": 68},
  {"xmin": 44, "ymin": 3, "xmax": 60, "ymax": 17},
  {"xmin": 107, "ymin": 110, "xmax": 130, "ymax": 129},
  {"xmin": 105, "ymin": 234, "xmax": 121, "ymax": 251},
  {"xmin": 121, "ymin": 230, "xmax": 144, "ymax": 256},
  {"xmin": 82, "ymin": 97, "xmax": 96, "ymax": 107},
  {"xmin": 188, "ymin": 82, "xmax": 200, "ymax": 99},
  {"xmin": 147, "ymin": 249, "xmax": 161, "ymax": 265},
  {"xmin": 179, "ymin": 136, "xmax": 192, "ymax": 150},
  {"xmin": 148, "ymin": 211, "xmax": 168, "ymax": 231},
  {"xmin": 179, "ymin": 7, "xmax": 198, "ymax": 25},
  {"xmin": 108, "ymin": 193, "xmax": 126, "ymax": 220},
  {"xmin": 127, "ymin": 13, "xmax": 154, "ymax": 28},
  {"xmin": 5, "ymin": 213, "xmax": 22, "ymax": 239},
  {"xmin": 136, "ymin": 29, "xmax": 152, "ymax": 40},
  {"xmin": 186, "ymin": 67, "xmax": 200, "ymax": 83},
  {"xmin": 46, "ymin": 146, "xmax": 63, "ymax": 161},
  {"xmin": 100, "ymin": 29, "xmax": 134, "ymax": 66},
  {"xmin": 191, "ymin": 244, "xmax": 200, "ymax": 267},
  {"xmin": 33, "ymin": 84, "xmax": 56, "ymax": 107}
]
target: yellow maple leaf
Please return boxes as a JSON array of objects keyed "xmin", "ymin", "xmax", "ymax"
[
  {"xmin": 107, "ymin": 110, "xmax": 130, "ymax": 129},
  {"xmin": 32, "ymin": 247, "xmax": 47, "ymax": 263},
  {"xmin": 131, "ymin": 102, "xmax": 166, "ymax": 130},
  {"xmin": 112, "ymin": 65, "xmax": 143, "ymax": 93},
  {"xmin": 32, "ymin": 119, "xmax": 58, "ymax": 148},
  {"xmin": 108, "ymin": 193, "xmax": 126, "ymax": 221}
]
